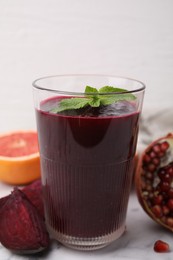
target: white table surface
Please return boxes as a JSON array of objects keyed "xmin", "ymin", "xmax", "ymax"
[{"xmin": 1, "ymin": 184, "xmax": 173, "ymax": 260}]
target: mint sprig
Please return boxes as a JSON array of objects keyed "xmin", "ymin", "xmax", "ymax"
[{"xmin": 51, "ymin": 86, "xmax": 136, "ymax": 113}]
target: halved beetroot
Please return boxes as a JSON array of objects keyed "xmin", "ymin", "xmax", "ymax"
[
  {"xmin": 135, "ymin": 133, "xmax": 173, "ymax": 231},
  {"xmin": 22, "ymin": 179, "xmax": 44, "ymax": 218},
  {"xmin": 0, "ymin": 188, "xmax": 49, "ymax": 254},
  {"xmin": 0, "ymin": 179, "xmax": 44, "ymax": 218}
]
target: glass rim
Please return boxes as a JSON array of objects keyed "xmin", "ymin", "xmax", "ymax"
[{"xmin": 32, "ymin": 74, "xmax": 146, "ymax": 95}]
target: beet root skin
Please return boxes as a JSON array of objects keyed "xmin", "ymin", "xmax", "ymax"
[
  {"xmin": 22, "ymin": 179, "xmax": 44, "ymax": 218},
  {"xmin": 0, "ymin": 179, "xmax": 44, "ymax": 219}
]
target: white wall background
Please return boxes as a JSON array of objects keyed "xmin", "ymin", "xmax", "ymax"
[{"xmin": 0, "ymin": 0, "xmax": 173, "ymax": 132}]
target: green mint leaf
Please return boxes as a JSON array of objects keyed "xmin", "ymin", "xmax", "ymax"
[
  {"xmin": 88, "ymin": 97, "xmax": 101, "ymax": 107},
  {"xmin": 85, "ymin": 86, "xmax": 100, "ymax": 106},
  {"xmin": 100, "ymin": 94, "xmax": 136, "ymax": 106},
  {"xmin": 99, "ymin": 86, "xmax": 136, "ymax": 105},
  {"xmin": 85, "ymin": 86, "xmax": 98, "ymax": 94},
  {"xmin": 51, "ymin": 97, "xmax": 90, "ymax": 113},
  {"xmin": 99, "ymin": 86, "xmax": 128, "ymax": 93},
  {"xmin": 51, "ymin": 85, "xmax": 136, "ymax": 113}
]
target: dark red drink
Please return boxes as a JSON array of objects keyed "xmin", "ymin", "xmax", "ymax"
[{"xmin": 36, "ymin": 96, "xmax": 139, "ymax": 249}]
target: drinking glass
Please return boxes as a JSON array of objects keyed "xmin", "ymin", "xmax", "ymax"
[{"xmin": 33, "ymin": 75, "xmax": 145, "ymax": 250}]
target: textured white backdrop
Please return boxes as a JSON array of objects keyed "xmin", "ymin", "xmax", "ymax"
[{"xmin": 0, "ymin": 0, "xmax": 173, "ymax": 132}]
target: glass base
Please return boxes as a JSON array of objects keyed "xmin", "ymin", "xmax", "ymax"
[{"xmin": 47, "ymin": 224, "xmax": 125, "ymax": 251}]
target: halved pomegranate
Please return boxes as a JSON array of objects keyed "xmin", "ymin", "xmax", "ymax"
[{"xmin": 135, "ymin": 133, "xmax": 173, "ymax": 231}]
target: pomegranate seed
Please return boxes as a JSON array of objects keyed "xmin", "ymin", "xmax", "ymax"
[
  {"xmin": 152, "ymin": 205, "xmax": 163, "ymax": 218},
  {"xmin": 152, "ymin": 157, "xmax": 160, "ymax": 166},
  {"xmin": 163, "ymin": 174, "xmax": 171, "ymax": 183},
  {"xmin": 146, "ymin": 172, "xmax": 153, "ymax": 180},
  {"xmin": 153, "ymin": 194, "xmax": 163, "ymax": 205},
  {"xmin": 167, "ymin": 164, "xmax": 173, "ymax": 177},
  {"xmin": 167, "ymin": 199, "xmax": 173, "ymax": 210},
  {"xmin": 168, "ymin": 188, "xmax": 173, "ymax": 198},
  {"xmin": 160, "ymin": 141, "xmax": 169, "ymax": 152},
  {"xmin": 158, "ymin": 168, "xmax": 166, "ymax": 180},
  {"xmin": 157, "ymin": 151, "xmax": 165, "ymax": 158},
  {"xmin": 142, "ymin": 164, "xmax": 148, "ymax": 171},
  {"xmin": 158, "ymin": 163, "xmax": 173, "ymax": 183},
  {"xmin": 152, "ymin": 144, "xmax": 161, "ymax": 154},
  {"xmin": 159, "ymin": 182, "xmax": 170, "ymax": 192},
  {"xmin": 143, "ymin": 154, "xmax": 151, "ymax": 163},
  {"xmin": 153, "ymin": 240, "xmax": 170, "ymax": 253},
  {"xmin": 162, "ymin": 205, "xmax": 170, "ymax": 215},
  {"xmin": 147, "ymin": 163, "xmax": 156, "ymax": 173},
  {"xmin": 146, "ymin": 184, "xmax": 152, "ymax": 191},
  {"xmin": 148, "ymin": 151, "xmax": 157, "ymax": 159},
  {"xmin": 149, "ymin": 194, "xmax": 154, "ymax": 200}
]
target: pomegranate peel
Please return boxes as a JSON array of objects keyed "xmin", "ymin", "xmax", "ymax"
[
  {"xmin": 135, "ymin": 133, "xmax": 173, "ymax": 232},
  {"xmin": 0, "ymin": 188, "xmax": 49, "ymax": 254}
]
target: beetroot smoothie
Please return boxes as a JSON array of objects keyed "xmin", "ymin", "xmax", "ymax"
[{"xmin": 36, "ymin": 96, "xmax": 139, "ymax": 247}]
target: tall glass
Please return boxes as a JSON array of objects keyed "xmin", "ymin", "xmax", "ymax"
[{"xmin": 33, "ymin": 75, "xmax": 145, "ymax": 250}]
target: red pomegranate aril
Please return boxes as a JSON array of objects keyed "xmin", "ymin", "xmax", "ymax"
[
  {"xmin": 167, "ymin": 199, "xmax": 173, "ymax": 210},
  {"xmin": 162, "ymin": 205, "xmax": 170, "ymax": 216},
  {"xmin": 152, "ymin": 157, "xmax": 160, "ymax": 166},
  {"xmin": 159, "ymin": 182, "xmax": 170, "ymax": 192},
  {"xmin": 163, "ymin": 174, "xmax": 171, "ymax": 183},
  {"xmin": 157, "ymin": 152, "xmax": 165, "ymax": 158},
  {"xmin": 160, "ymin": 141, "xmax": 169, "ymax": 152},
  {"xmin": 153, "ymin": 194, "xmax": 163, "ymax": 205},
  {"xmin": 168, "ymin": 188, "xmax": 173, "ymax": 198},
  {"xmin": 154, "ymin": 240, "xmax": 170, "ymax": 253},
  {"xmin": 146, "ymin": 184, "xmax": 152, "ymax": 192},
  {"xmin": 152, "ymin": 144, "xmax": 161, "ymax": 154},
  {"xmin": 143, "ymin": 154, "xmax": 152, "ymax": 163},
  {"xmin": 148, "ymin": 151, "xmax": 157, "ymax": 159},
  {"xmin": 148, "ymin": 192, "xmax": 154, "ymax": 200},
  {"xmin": 147, "ymin": 163, "xmax": 156, "ymax": 173},
  {"xmin": 152, "ymin": 205, "xmax": 163, "ymax": 218},
  {"xmin": 168, "ymin": 164, "xmax": 173, "ymax": 177},
  {"xmin": 158, "ymin": 168, "xmax": 166, "ymax": 180},
  {"xmin": 146, "ymin": 172, "xmax": 153, "ymax": 180}
]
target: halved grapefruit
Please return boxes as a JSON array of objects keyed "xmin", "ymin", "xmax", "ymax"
[{"xmin": 0, "ymin": 130, "xmax": 41, "ymax": 185}]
